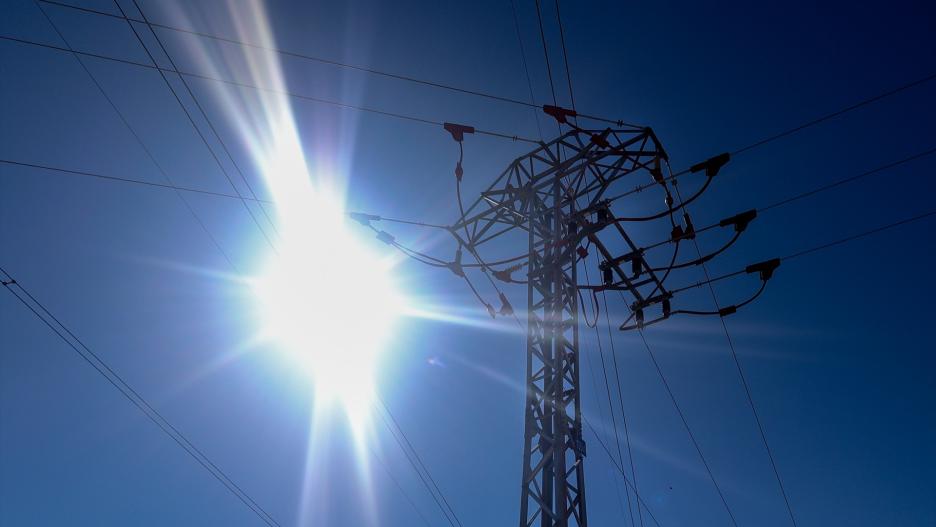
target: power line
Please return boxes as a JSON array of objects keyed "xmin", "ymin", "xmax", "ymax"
[
  {"xmin": 0, "ymin": 34, "xmax": 538, "ymax": 144},
  {"xmin": 367, "ymin": 442, "xmax": 434, "ymax": 527},
  {"xmin": 604, "ymin": 69, "xmax": 936, "ymax": 204},
  {"xmin": 30, "ymin": 0, "xmax": 240, "ymax": 272},
  {"xmin": 553, "ymin": 0, "xmax": 576, "ymax": 113},
  {"xmin": 0, "ymin": 158, "xmax": 450, "ymax": 234},
  {"xmin": 125, "ymin": 0, "xmax": 279, "ymax": 242},
  {"xmin": 111, "ymin": 0, "xmax": 279, "ymax": 252},
  {"xmin": 507, "ymin": 0, "xmax": 545, "ymax": 141},
  {"xmin": 581, "ymin": 415, "xmax": 663, "ymax": 527},
  {"xmin": 584, "ymin": 264, "xmax": 637, "ymax": 527},
  {"xmin": 533, "ymin": 0, "xmax": 559, "ymax": 108},
  {"xmin": 781, "ymin": 209, "xmax": 936, "ymax": 263},
  {"xmin": 673, "ymin": 182, "xmax": 798, "ymax": 526},
  {"xmin": 0, "ymin": 267, "xmax": 281, "ymax": 527},
  {"xmin": 35, "ymin": 0, "xmax": 628, "ymax": 126},
  {"xmin": 635, "ymin": 327, "xmax": 740, "ymax": 526},
  {"xmin": 667, "ymin": 207, "xmax": 936, "ymax": 298},
  {"xmin": 602, "ymin": 290, "xmax": 645, "ymax": 527},
  {"xmin": 758, "ymin": 146, "xmax": 936, "ymax": 213},
  {"xmin": 376, "ymin": 398, "xmax": 464, "ymax": 527}
]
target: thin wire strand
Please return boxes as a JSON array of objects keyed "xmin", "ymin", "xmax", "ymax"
[
  {"xmin": 674, "ymin": 182, "xmax": 798, "ymax": 526},
  {"xmin": 508, "ymin": 0, "xmax": 545, "ymax": 141},
  {"xmin": 584, "ymin": 264, "xmax": 637, "ymax": 527},
  {"xmin": 533, "ymin": 0, "xmax": 558, "ymax": 107},
  {"xmin": 376, "ymin": 398, "xmax": 464, "ymax": 527},
  {"xmin": 0, "ymin": 268, "xmax": 280, "ymax": 527},
  {"xmin": 553, "ymin": 0, "xmax": 576, "ymax": 113},
  {"xmin": 781, "ymin": 209, "xmax": 936, "ymax": 263},
  {"xmin": 635, "ymin": 327, "xmax": 740, "ymax": 526},
  {"xmin": 603, "ymin": 70, "xmax": 936, "ymax": 204},
  {"xmin": 582, "ymin": 415, "xmax": 664, "ymax": 527},
  {"xmin": 0, "ymin": 158, "xmax": 447, "ymax": 235},
  {"xmin": 30, "ymin": 0, "xmax": 240, "ymax": 273},
  {"xmin": 0, "ymin": 35, "xmax": 538, "ymax": 144},
  {"xmin": 116, "ymin": 0, "xmax": 278, "ymax": 252},
  {"xmin": 37, "ymin": 0, "xmax": 629, "ymax": 126},
  {"xmin": 661, "ymin": 207, "xmax": 936, "ymax": 298},
  {"xmin": 602, "ymin": 290, "xmax": 645, "ymax": 527}
]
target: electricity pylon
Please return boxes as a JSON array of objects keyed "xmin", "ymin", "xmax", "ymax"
[{"xmin": 357, "ymin": 107, "xmax": 775, "ymax": 527}]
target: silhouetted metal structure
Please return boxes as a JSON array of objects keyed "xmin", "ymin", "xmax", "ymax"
[{"xmin": 360, "ymin": 108, "xmax": 775, "ymax": 527}]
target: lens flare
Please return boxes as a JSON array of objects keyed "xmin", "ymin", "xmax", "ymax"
[
  {"xmin": 166, "ymin": 0, "xmax": 408, "ymax": 437},
  {"xmin": 252, "ymin": 191, "xmax": 404, "ymax": 429}
]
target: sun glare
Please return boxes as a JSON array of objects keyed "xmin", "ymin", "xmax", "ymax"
[{"xmin": 252, "ymin": 188, "xmax": 404, "ymax": 426}]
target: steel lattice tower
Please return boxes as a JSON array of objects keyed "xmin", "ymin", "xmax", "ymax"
[
  {"xmin": 357, "ymin": 112, "xmax": 759, "ymax": 526},
  {"xmin": 450, "ymin": 125, "xmax": 670, "ymax": 527}
]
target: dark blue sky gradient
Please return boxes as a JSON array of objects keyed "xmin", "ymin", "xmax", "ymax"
[{"xmin": 2, "ymin": 0, "xmax": 935, "ymax": 526}]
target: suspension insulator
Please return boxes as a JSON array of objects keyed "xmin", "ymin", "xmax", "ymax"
[
  {"xmin": 492, "ymin": 268, "xmax": 512, "ymax": 282},
  {"xmin": 631, "ymin": 256, "xmax": 642, "ymax": 277},
  {"xmin": 602, "ymin": 265, "xmax": 613, "ymax": 286},
  {"xmin": 376, "ymin": 230, "xmax": 395, "ymax": 245},
  {"xmin": 683, "ymin": 212, "xmax": 696, "ymax": 239},
  {"xmin": 498, "ymin": 292, "xmax": 514, "ymax": 316},
  {"xmin": 651, "ymin": 160, "xmax": 665, "ymax": 184},
  {"xmin": 635, "ymin": 309, "xmax": 645, "ymax": 329},
  {"xmin": 671, "ymin": 224, "xmax": 685, "ymax": 242},
  {"xmin": 662, "ymin": 298, "xmax": 671, "ymax": 317}
]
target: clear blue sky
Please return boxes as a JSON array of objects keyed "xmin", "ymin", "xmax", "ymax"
[{"xmin": 2, "ymin": 0, "xmax": 935, "ymax": 526}]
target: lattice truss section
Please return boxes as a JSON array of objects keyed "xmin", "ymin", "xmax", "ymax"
[{"xmin": 355, "ymin": 121, "xmax": 777, "ymax": 527}]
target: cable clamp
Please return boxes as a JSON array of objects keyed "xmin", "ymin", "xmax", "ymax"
[
  {"xmin": 720, "ymin": 209, "xmax": 757, "ymax": 232},
  {"xmin": 690, "ymin": 152, "xmax": 731, "ymax": 177},
  {"xmin": 745, "ymin": 258, "xmax": 780, "ymax": 281},
  {"xmin": 443, "ymin": 122, "xmax": 475, "ymax": 143},
  {"xmin": 448, "ymin": 249, "xmax": 466, "ymax": 277},
  {"xmin": 349, "ymin": 212, "xmax": 380, "ymax": 226},
  {"xmin": 543, "ymin": 104, "xmax": 577, "ymax": 124},
  {"xmin": 498, "ymin": 292, "xmax": 514, "ymax": 316}
]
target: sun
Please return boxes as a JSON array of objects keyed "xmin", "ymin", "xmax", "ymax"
[{"xmin": 251, "ymin": 189, "xmax": 405, "ymax": 428}]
